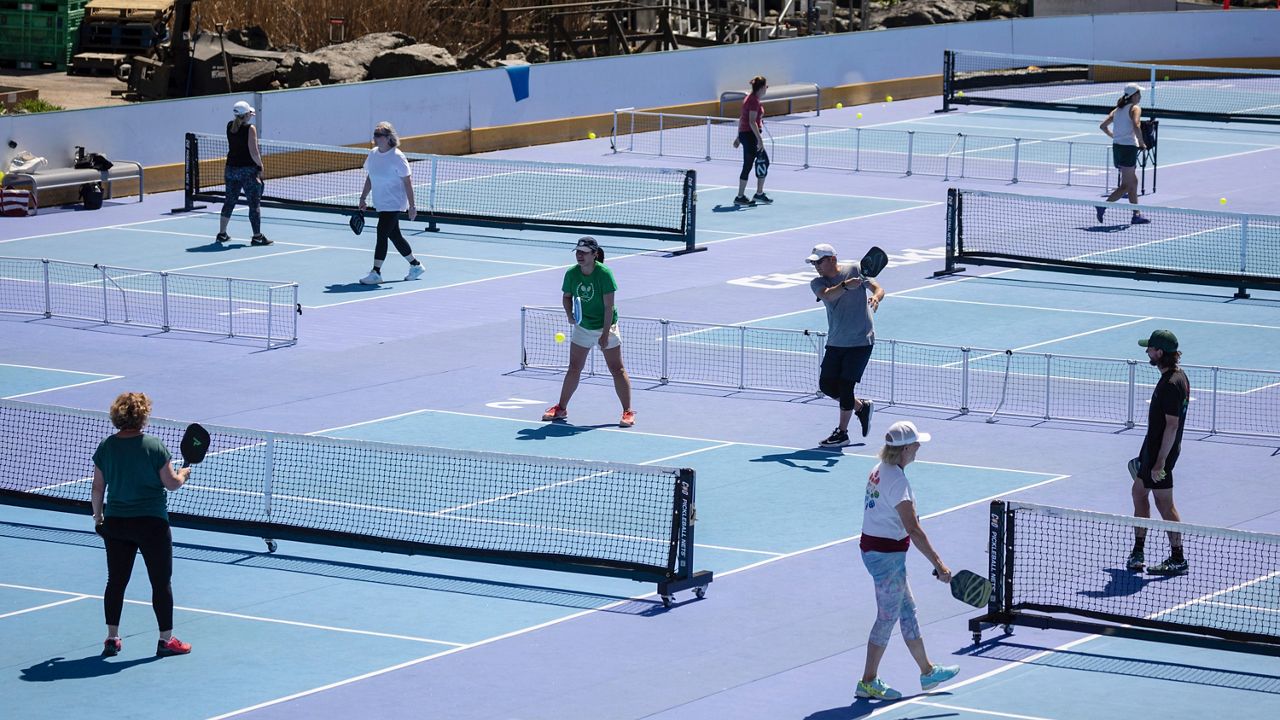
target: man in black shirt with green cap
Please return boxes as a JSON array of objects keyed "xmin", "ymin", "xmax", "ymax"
[{"xmin": 1127, "ymin": 329, "xmax": 1190, "ymax": 576}]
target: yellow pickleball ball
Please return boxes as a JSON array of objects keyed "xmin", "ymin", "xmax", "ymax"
[
  {"xmin": 1220, "ymin": 197, "xmax": 1227, "ymax": 205},
  {"xmin": 957, "ymin": 90, "xmax": 965, "ymax": 97},
  {"xmin": 856, "ymin": 112, "xmax": 863, "ymax": 119},
  {"xmin": 588, "ymin": 132, "xmax": 596, "ymax": 139},
  {"xmin": 554, "ymin": 332, "xmax": 566, "ymax": 343},
  {"xmin": 836, "ymin": 102, "xmax": 843, "ymax": 109},
  {"xmin": 885, "ymin": 95, "xmax": 893, "ymax": 102}
]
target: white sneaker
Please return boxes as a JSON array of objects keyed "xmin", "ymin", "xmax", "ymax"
[
  {"xmin": 359, "ymin": 271, "xmax": 383, "ymax": 285},
  {"xmin": 404, "ymin": 264, "xmax": 425, "ymax": 281}
]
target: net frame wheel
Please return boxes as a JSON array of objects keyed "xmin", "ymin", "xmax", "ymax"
[
  {"xmin": 694, "ymin": 587, "xmax": 706, "ymax": 599},
  {"xmin": 265, "ymin": 538, "xmax": 278, "ymax": 553},
  {"xmin": 972, "ymin": 632, "xmax": 982, "ymax": 645},
  {"xmin": 661, "ymin": 594, "xmax": 673, "ymax": 608}
]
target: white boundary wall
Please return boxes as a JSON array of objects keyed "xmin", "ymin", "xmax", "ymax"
[{"xmin": 1, "ymin": 11, "xmax": 1277, "ymax": 169}]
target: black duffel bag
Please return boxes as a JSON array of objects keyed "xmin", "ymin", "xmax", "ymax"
[{"xmin": 80, "ymin": 182, "xmax": 104, "ymax": 210}]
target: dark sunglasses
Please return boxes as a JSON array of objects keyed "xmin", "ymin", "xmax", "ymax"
[{"xmin": 373, "ymin": 131, "xmax": 389, "ymax": 138}]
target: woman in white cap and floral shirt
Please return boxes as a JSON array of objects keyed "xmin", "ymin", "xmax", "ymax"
[
  {"xmin": 217, "ymin": 100, "xmax": 271, "ymax": 246},
  {"xmin": 1097, "ymin": 82, "xmax": 1150, "ymax": 226},
  {"xmin": 855, "ymin": 420, "xmax": 960, "ymax": 700}
]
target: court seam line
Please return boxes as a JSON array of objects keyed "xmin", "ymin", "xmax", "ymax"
[
  {"xmin": 0, "ymin": 582, "xmax": 463, "ymax": 646},
  {"xmin": 126, "ymin": 227, "xmax": 561, "ymax": 268},
  {"xmin": 914, "ymin": 700, "xmax": 1057, "ymax": 720},
  {"xmin": 0, "ymin": 594, "xmax": 92, "ymax": 619},
  {"xmin": 4, "ymin": 374, "xmax": 126, "ymax": 400},
  {"xmin": 202, "ymin": 471, "xmax": 1073, "ymax": 720},
  {"xmin": 0, "ymin": 213, "xmax": 195, "ymax": 245},
  {"xmin": 386, "ymin": 408, "xmax": 1065, "ymax": 476},
  {"xmin": 943, "ymin": 317, "xmax": 1152, "ymax": 368}
]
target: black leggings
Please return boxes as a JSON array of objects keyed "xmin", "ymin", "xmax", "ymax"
[
  {"xmin": 375, "ymin": 211, "xmax": 414, "ymax": 263},
  {"xmin": 101, "ymin": 515, "xmax": 174, "ymax": 631},
  {"xmin": 738, "ymin": 131, "xmax": 759, "ymax": 182}
]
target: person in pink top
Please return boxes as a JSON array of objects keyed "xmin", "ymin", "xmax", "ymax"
[{"xmin": 731, "ymin": 76, "xmax": 772, "ymax": 206}]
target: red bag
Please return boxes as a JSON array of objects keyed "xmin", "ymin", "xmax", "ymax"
[{"xmin": 2, "ymin": 188, "xmax": 36, "ymax": 217}]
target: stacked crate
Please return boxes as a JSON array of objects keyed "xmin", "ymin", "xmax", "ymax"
[{"xmin": 0, "ymin": 0, "xmax": 88, "ymax": 71}]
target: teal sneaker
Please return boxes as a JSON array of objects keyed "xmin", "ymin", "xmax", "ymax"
[
  {"xmin": 920, "ymin": 663, "xmax": 960, "ymax": 691},
  {"xmin": 855, "ymin": 677, "xmax": 902, "ymax": 700}
]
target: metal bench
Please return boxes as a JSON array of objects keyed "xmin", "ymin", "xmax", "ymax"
[
  {"xmin": 3, "ymin": 161, "xmax": 144, "ymax": 213},
  {"xmin": 719, "ymin": 82, "xmax": 822, "ymax": 117}
]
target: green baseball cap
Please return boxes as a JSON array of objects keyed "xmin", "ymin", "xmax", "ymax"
[{"xmin": 1139, "ymin": 329, "xmax": 1178, "ymax": 352}]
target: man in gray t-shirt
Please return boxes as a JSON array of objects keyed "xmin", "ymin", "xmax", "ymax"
[{"xmin": 807, "ymin": 243, "xmax": 884, "ymax": 447}]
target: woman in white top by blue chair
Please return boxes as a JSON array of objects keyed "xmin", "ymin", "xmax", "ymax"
[
  {"xmin": 856, "ymin": 420, "xmax": 960, "ymax": 700},
  {"xmin": 356, "ymin": 122, "xmax": 424, "ymax": 285},
  {"xmin": 1097, "ymin": 82, "xmax": 1150, "ymax": 225}
]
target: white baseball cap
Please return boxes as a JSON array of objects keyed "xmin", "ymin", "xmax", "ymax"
[
  {"xmin": 884, "ymin": 420, "xmax": 931, "ymax": 447},
  {"xmin": 1123, "ymin": 83, "xmax": 1144, "ymax": 97},
  {"xmin": 806, "ymin": 243, "xmax": 836, "ymax": 264},
  {"xmin": 232, "ymin": 101, "xmax": 254, "ymax": 117}
]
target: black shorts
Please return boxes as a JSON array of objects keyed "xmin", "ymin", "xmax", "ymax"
[
  {"xmin": 820, "ymin": 345, "xmax": 873, "ymax": 385},
  {"xmin": 1133, "ymin": 448, "xmax": 1176, "ymax": 490},
  {"xmin": 1112, "ymin": 144, "xmax": 1139, "ymax": 169}
]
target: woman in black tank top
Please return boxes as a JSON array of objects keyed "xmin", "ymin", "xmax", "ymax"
[{"xmin": 217, "ymin": 101, "xmax": 272, "ymax": 246}]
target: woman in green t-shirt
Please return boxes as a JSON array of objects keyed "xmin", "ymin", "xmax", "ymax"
[
  {"xmin": 542, "ymin": 237, "xmax": 636, "ymax": 427},
  {"xmin": 91, "ymin": 392, "xmax": 192, "ymax": 658}
]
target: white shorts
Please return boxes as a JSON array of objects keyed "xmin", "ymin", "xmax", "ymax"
[{"xmin": 571, "ymin": 323, "xmax": 622, "ymax": 349}]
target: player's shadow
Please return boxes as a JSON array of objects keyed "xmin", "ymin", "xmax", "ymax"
[
  {"xmin": 185, "ymin": 241, "xmax": 247, "ymax": 252},
  {"xmin": 711, "ymin": 203, "xmax": 756, "ymax": 212},
  {"xmin": 805, "ymin": 699, "xmax": 955, "ymax": 719},
  {"xmin": 21, "ymin": 654, "xmax": 162, "ymax": 681},
  {"xmin": 323, "ymin": 282, "xmax": 390, "ymax": 294},
  {"xmin": 1082, "ymin": 224, "xmax": 1133, "ymax": 233},
  {"xmin": 748, "ymin": 448, "xmax": 858, "ymax": 473},
  {"xmin": 1079, "ymin": 567, "xmax": 1177, "ymax": 599},
  {"xmin": 516, "ymin": 422, "xmax": 616, "ymax": 441}
]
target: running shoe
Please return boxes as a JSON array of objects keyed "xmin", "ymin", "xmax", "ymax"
[
  {"xmin": 1131, "ymin": 214, "xmax": 1151, "ymax": 225},
  {"xmin": 541, "ymin": 405, "xmax": 567, "ymax": 421},
  {"xmin": 102, "ymin": 637, "xmax": 121, "ymax": 657},
  {"xmin": 752, "ymin": 193, "xmax": 774, "ymax": 205},
  {"xmin": 855, "ymin": 677, "xmax": 902, "ymax": 700},
  {"xmin": 620, "ymin": 409, "xmax": 636, "ymax": 428},
  {"xmin": 1126, "ymin": 549, "xmax": 1145, "ymax": 572},
  {"xmin": 1095, "ymin": 206, "xmax": 1105, "ymax": 223},
  {"xmin": 1146, "ymin": 557, "xmax": 1188, "ymax": 576},
  {"xmin": 819, "ymin": 428, "xmax": 851, "ymax": 447},
  {"xmin": 855, "ymin": 400, "xmax": 874, "ymax": 438},
  {"xmin": 250, "ymin": 234, "xmax": 273, "ymax": 246},
  {"xmin": 359, "ymin": 271, "xmax": 383, "ymax": 285},
  {"xmin": 156, "ymin": 636, "xmax": 192, "ymax": 657},
  {"xmin": 733, "ymin": 195, "xmax": 755, "ymax": 206},
  {"xmin": 405, "ymin": 264, "xmax": 425, "ymax": 281},
  {"xmin": 920, "ymin": 663, "xmax": 960, "ymax": 691},
  {"xmin": 215, "ymin": 232, "xmax": 231, "ymax": 243}
]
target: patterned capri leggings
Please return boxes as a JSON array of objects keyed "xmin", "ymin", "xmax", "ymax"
[
  {"xmin": 220, "ymin": 165, "xmax": 263, "ymax": 234},
  {"xmin": 861, "ymin": 550, "xmax": 921, "ymax": 647}
]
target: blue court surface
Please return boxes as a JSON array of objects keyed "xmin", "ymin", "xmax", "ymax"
[{"xmin": 2, "ymin": 89, "xmax": 1279, "ymax": 720}]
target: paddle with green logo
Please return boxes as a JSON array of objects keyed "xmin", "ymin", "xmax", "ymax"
[{"xmin": 179, "ymin": 423, "xmax": 211, "ymax": 468}]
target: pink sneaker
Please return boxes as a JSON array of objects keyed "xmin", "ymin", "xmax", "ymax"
[
  {"xmin": 620, "ymin": 409, "xmax": 636, "ymax": 428},
  {"xmin": 542, "ymin": 405, "xmax": 567, "ymax": 421},
  {"xmin": 102, "ymin": 637, "xmax": 121, "ymax": 657},
  {"xmin": 157, "ymin": 636, "xmax": 191, "ymax": 656}
]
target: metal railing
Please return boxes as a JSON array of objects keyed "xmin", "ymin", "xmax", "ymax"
[
  {"xmin": 612, "ymin": 108, "xmax": 1117, "ymax": 189},
  {"xmin": 1, "ymin": 257, "xmax": 299, "ymax": 348},
  {"xmin": 520, "ymin": 306, "xmax": 1280, "ymax": 438}
]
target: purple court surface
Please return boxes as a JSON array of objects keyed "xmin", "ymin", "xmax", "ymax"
[{"xmin": 2, "ymin": 93, "xmax": 1279, "ymax": 720}]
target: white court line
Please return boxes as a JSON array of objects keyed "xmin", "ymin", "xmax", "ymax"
[
  {"xmin": 914, "ymin": 701, "xmax": 1059, "ymax": 720},
  {"xmin": 0, "ymin": 214, "xmax": 195, "ymax": 245},
  {"xmin": 0, "ymin": 582, "xmax": 462, "ymax": 646},
  {"xmin": 1204, "ymin": 600, "xmax": 1280, "ymax": 615},
  {"xmin": 1, "ymin": 364, "xmax": 123, "ymax": 400},
  {"xmin": 0, "ymin": 594, "xmax": 92, "ymax": 619},
  {"xmin": 202, "ymin": 466, "xmax": 1072, "ymax": 720},
  {"xmin": 946, "ymin": 317, "xmax": 1152, "ymax": 368}
]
